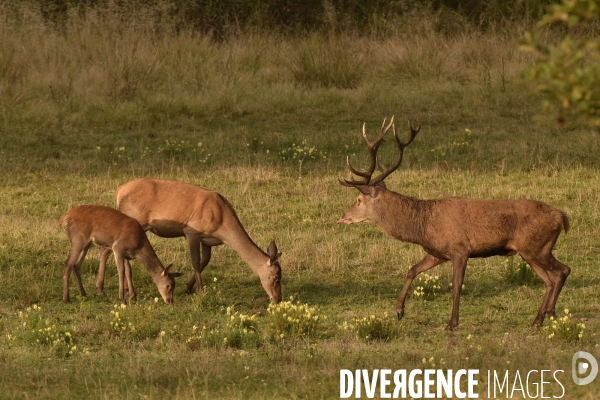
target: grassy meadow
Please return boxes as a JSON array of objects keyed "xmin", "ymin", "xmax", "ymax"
[{"xmin": 0, "ymin": 3, "xmax": 599, "ymax": 399}]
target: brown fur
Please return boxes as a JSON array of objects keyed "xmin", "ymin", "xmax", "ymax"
[
  {"xmin": 59, "ymin": 205, "xmax": 182, "ymax": 304},
  {"xmin": 96, "ymin": 178, "xmax": 282, "ymax": 303},
  {"xmin": 339, "ymin": 119, "xmax": 570, "ymax": 330}
]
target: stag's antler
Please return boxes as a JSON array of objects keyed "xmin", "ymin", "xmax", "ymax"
[{"xmin": 340, "ymin": 117, "xmax": 420, "ymax": 187}]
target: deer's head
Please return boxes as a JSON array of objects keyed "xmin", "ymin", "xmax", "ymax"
[
  {"xmin": 154, "ymin": 264, "xmax": 184, "ymax": 304},
  {"xmin": 338, "ymin": 116, "xmax": 420, "ymax": 225},
  {"xmin": 259, "ymin": 240, "xmax": 282, "ymax": 303}
]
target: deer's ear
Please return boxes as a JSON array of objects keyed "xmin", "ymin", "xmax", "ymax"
[
  {"xmin": 267, "ymin": 241, "xmax": 282, "ymax": 265},
  {"xmin": 267, "ymin": 241, "xmax": 278, "ymax": 257},
  {"xmin": 163, "ymin": 264, "xmax": 183, "ymax": 278},
  {"xmin": 356, "ymin": 185, "xmax": 381, "ymax": 197}
]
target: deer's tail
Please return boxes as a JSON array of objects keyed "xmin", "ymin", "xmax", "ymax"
[{"xmin": 561, "ymin": 212, "xmax": 570, "ymax": 233}]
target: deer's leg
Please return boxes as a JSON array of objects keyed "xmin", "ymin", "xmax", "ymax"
[
  {"xmin": 184, "ymin": 233, "xmax": 201, "ymax": 293},
  {"xmin": 185, "ymin": 234, "xmax": 211, "ymax": 294},
  {"xmin": 124, "ymin": 259, "xmax": 136, "ymax": 302},
  {"xmin": 396, "ymin": 254, "xmax": 445, "ymax": 321},
  {"xmin": 544, "ymin": 254, "xmax": 571, "ymax": 317},
  {"xmin": 72, "ymin": 246, "xmax": 90, "ymax": 298},
  {"xmin": 113, "ymin": 252, "xmax": 127, "ymax": 304},
  {"xmin": 446, "ymin": 256, "xmax": 468, "ymax": 331},
  {"xmin": 544, "ymin": 256, "xmax": 570, "ymax": 319},
  {"xmin": 63, "ymin": 240, "xmax": 90, "ymax": 303},
  {"xmin": 96, "ymin": 247, "xmax": 112, "ymax": 295},
  {"xmin": 520, "ymin": 254, "xmax": 555, "ymax": 328}
]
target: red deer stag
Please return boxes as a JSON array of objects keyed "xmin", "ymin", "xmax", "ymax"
[
  {"xmin": 96, "ymin": 178, "xmax": 282, "ymax": 304},
  {"xmin": 337, "ymin": 117, "xmax": 570, "ymax": 330},
  {"xmin": 59, "ymin": 205, "xmax": 182, "ymax": 304}
]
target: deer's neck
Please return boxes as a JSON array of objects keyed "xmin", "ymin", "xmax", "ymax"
[
  {"xmin": 375, "ymin": 191, "xmax": 431, "ymax": 245},
  {"xmin": 135, "ymin": 242, "xmax": 166, "ymax": 279},
  {"xmin": 217, "ymin": 211, "xmax": 268, "ymax": 273}
]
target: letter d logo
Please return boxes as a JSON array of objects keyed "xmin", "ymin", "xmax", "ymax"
[{"xmin": 572, "ymin": 351, "xmax": 598, "ymax": 385}]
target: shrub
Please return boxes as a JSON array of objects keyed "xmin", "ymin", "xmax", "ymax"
[
  {"xmin": 412, "ymin": 273, "xmax": 442, "ymax": 301},
  {"xmin": 227, "ymin": 307, "xmax": 260, "ymax": 332},
  {"xmin": 266, "ymin": 297, "xmax": 323, "ymax": 339},
  {"xmin": 521, "ymin": 0, "xmax": 600, "ymax": 127},
  {"xmin": 542, "ymin": 309, "xmax": 586, "ymax": 342},
  {"xmin": 352, "ymin": 312, "xmax": 397, "ymax": 343}
]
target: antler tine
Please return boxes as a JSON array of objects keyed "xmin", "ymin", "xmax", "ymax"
[
  {"xmin": 338, "ymin": 177, "xmax": 364, "ymax": 187},
  {"xmin": 345, "ymin": 155, "xmax": 370, "ymax": 181},
  {"xmin": 400, "ymin": 120, "xmax": 421, "ymax": 148},
  {"xmin": 340, "ymin": 156, "xmax": 371, "ymax": 186},
  {"xmin": 339, "ymin": 116, "xmax": 404, "ymax": 188},
  {"xmin": 361, "ymin": 116, "xmax": 395, "ymax": 182},
  {"xmin": 348, "ymin": 123, "xmax": 374, "ymax": 180},
  {"xmin": 368, "ymin": 119, "xmax": 420, "ymax": 186},
  {"xmin": 376, "ymin": 115, "xmax": 395, "ymax": 144},
  {"xmin": 343, "ymin": 117, "xmax": 394, "ymax": 184}
]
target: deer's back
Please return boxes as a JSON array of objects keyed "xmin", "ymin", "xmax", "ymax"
[
  {"xmin": 423, "ymin": 197, "xmax": 567, "ymax": 257},
  {"xmin": 60, "ymin": 205, "xmax": 146, "ymax": 250},
  {"xmin": 116, "ymin": 178, "xmax": 233, "ymax": 238}
]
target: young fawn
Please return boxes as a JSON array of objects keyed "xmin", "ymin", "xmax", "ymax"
[{"xmin": 59, "ymin": 205, "xmax": 182, "ymax": 304}]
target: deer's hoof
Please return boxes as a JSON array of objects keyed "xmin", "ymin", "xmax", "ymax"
[
  {"xmin": 532, "ymin": 321, "xmax": 543, "ymax": 330},
  {"xmin": 444, "ymin": 322, "xmax": 458, "ymax": 331},
  {"xmin": 397, "ymin": 310, "xmax": 404, "ymax": 321}
]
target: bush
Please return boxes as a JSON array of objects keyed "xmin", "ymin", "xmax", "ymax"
[
  {"xmin": 542, "ymin": 309, "xmax": 586, "ymax": 342},
  {"xmin": 266, "ymin": 297, "xmax": 323, "ymax": 339},
  {"xmin": 521, "ymin": 0, "xmax": 600, "ymax": 127},
  {"xmin": 342, "ymin": 312, "xmax": 397, "ymax": 343},
  {"xmin": 412, "ymin": 273, "xmax": 443, "ymax": 301}
]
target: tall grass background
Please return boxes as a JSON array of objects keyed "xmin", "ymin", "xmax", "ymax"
[
  {"xmin": 0, "ymin": 1, "xmax": 599, "ymax": 398},
  {"xmin": 2, "ymin": 0, "xmax": 596, "ymax": 175}
]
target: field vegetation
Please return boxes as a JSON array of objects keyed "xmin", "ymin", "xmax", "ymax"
[{"xmin": 0, "ymin": 1, "xmax": 598, "ymax": 398}]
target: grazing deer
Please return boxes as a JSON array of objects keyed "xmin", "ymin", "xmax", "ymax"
[
  {"xmin": 337, "ymin": 117, "xmax": 570, "ymax": 330},
  {"xmin": 59, "ymin": 205, "xmax": 182, "ymax": 304},
  {"xmin": 96, "ymin": 178, "xmax": 282, "ymax": 304}
]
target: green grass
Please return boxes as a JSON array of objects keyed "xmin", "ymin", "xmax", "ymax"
[
  {"xmin": 0, "ymin": 3, "xmax": 599, "ymax": 399},
  {"xmin": 0, "ymin": 168, "xmax": 598, "ymax": 398}
]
